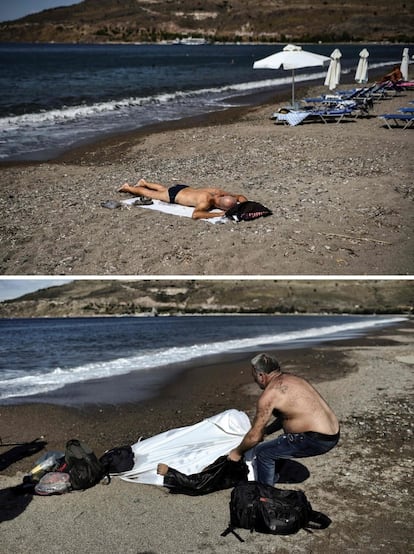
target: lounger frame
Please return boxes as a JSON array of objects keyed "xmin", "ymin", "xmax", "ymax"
[{"xmin": 379, "ymin": 114, "xmax": 414, "ymax": 130}]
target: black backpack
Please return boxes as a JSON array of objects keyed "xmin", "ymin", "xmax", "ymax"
[
  {"xmin": 65, "ymin": 439, "xmax": 105, "ymax": 490},
  {"xmin": 99, "ymin": 445, "xmax": 135, "ymax": 474},
  {"xmin": 222, "ymin": 481, "xmax": 331, "ymax": 542}
]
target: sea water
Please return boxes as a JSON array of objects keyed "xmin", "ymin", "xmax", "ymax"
[
  {"xmin": 0, "ymin": 314, "xmax": 405, "ymax": 404},
  {"xmin": 0, "ymin": 42, "xmax": 409, "ymax": 162}
]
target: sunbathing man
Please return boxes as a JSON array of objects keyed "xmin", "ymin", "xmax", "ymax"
[
  {"xmin": 378, "ymin": 66, "xmax": 403, "ymax": 84},
  {"xmin": 227, "ymin": 353, "xmax": 339, "ymax": 485},
  {"xmin": 119, "ymin": 179, "xmax": 248, "ymax": 220}
]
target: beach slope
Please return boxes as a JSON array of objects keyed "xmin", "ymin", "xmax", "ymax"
[{"xmin": 0, "ymin": 88, "xmax": 413, "ymax": 275}]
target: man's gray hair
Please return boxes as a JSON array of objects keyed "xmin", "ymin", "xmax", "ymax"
[{"xmin": 251, "ymin": 353, "xmax": 280, "ymax": 374}]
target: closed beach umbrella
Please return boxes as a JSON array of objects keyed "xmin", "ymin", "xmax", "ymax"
[
  {"xmin": 355, "ymin": 48, "xmax": 369, "ymax": 84},
  {"xmin": 324, "ymin": 48, "xmax": 342, "ymax": 90},
  {"xmin": 253, "ymin": 43, "xmax": 330, "ymax": 106},
  {"xmin": 400, "ymin": 48, "xmax": 409, "ymax": 81}
]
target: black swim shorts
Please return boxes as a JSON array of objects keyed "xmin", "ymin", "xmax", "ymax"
[{"xmin": 168, "ymin": 184, "xmax": 188, "ymax": 204}]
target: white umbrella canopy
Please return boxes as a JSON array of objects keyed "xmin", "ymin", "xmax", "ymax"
[
  {"xmin": 355, "ymin": 48, "xmax": 369, "ymax": 84},
  {"xmin": 324, "ymin": 48, "xmax": 342, "ymax": 90},
  {"xmin": 253, "ymin": 43, "xmax": 330, "ymax": 106},
  {"xmin": 400, "ymin": 48, "xmax": 409, "ymax": 81}
]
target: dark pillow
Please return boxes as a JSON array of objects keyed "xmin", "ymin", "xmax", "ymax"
[{"xmin": 225, "ymin": 201, "xmax": 272, "ymax": 222}]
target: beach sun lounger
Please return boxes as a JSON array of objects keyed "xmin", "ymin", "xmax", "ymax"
[
  {"xmin": 304, "ymin": 82, "xmax": 391, "ymax": 106},
  {"xmin": 308, "ymin": 108, "xmax": 356, "ymax": 124},
  {"xmin": 397, "ymin": 80, "xmax": 414, "ymax": 90},
  {"xmin": 272, "ymin": 107, "xmax": 355, "ymax": 126},
  {"xmin": 378, "ymin": 113, "xmax": 414, "ymax": 129},
  {"xmin": 302, "ymin": 94, "xmax": 372, "ymax": 117}
]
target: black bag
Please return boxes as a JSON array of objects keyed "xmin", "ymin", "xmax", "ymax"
[
  {"xmin": 65, "ymin": 439, "xmax": 105, "ymax": 491},
  {"xmin": 163, "ymin": 455, "xmax": 249, "ymax": 496},
  {"xmin": 99, "ymin": 445, "xmax": 134, "ymax": 474},
  {"xmin": 222, "ymin": 481, "xmax": 331, "ymax": 542},
  {"xmin": 225, "ymin": 201, "xmax": 272, "ymax": 222}
]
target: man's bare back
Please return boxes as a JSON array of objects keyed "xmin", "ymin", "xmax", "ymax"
[
  {"xmin": 258, "ymin": 372, "xmax": 339, "ymax": 435},
  {"xmin": 119, "ymin": 178, "xmax": 247, "ymax": 219}
]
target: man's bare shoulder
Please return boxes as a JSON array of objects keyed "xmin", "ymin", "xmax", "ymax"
[
  {"xmin": 260, "ymin": 373, "xmax": 301, "ymax": 404},
  {"xmin": 268, "ymin": 373, "xmax": 292, "ymax": 391},
  {"xmin": 258, "ymin": 384, "xmax": 281, "ymax": 409}
]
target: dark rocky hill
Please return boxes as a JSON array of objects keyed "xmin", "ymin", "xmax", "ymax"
[
  {"xmin": 0, "ymin": 280, "xmax": 412, "ymax": 318},
  {"xmin": 1, "ymin": 0, "xmax": 412, "ymax": 43}
]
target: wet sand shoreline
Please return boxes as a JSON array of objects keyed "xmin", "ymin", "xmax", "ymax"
[
  {"xmin": 0, "ymin": 82, "xmax": 295, "ymax": 168},
  {"xmin": 52, "ymin": 69, "xmax": 377, "ymax": 168},
  {"xmin": 0, "ymin": 70, "xmax": 370, "ymax": 169}
]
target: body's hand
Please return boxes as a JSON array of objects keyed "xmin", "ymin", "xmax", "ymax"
[{"xmin": 227, "ymin": 448, "xmax": 242, "ymax": 462}]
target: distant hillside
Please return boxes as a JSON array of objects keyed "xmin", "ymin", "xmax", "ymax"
[
  {"xmin": 0, "ymin": 280, "xmax": 412, "ymax": 318},
  {"xmin": 0, "ymin": 0, "xmax": 412, "ymax": 43}
]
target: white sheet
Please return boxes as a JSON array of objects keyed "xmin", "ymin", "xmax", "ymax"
[
  {"xmin": 119, "ymin": 409, "xmax": 253, "ymax": 486},
  {"xmin": 120, "ymin": 198, "xmax": 229, "ymax": 224}
]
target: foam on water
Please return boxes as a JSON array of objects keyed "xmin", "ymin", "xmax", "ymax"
[
  {"xmin": 0, "ymin": 72, "xmax": 327, "ymax": 129},
  {"xmin": 0, "ymin": 316, "xmax": 405, "ymax": 401},
  {"xmin": 0, "ymin": 79, "xmax": 321, "ymax": 159}
]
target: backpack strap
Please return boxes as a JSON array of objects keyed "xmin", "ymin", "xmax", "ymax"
[
  {"xmin": 307, "ymin": 510, "xmax": 332, "ymax": 530},
  {"xmin": 221, "ymin": 525, "xmax": 245, "ymax": 543}
]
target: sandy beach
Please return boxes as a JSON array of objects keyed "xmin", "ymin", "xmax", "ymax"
[
  {"xmin": 0, "ymin": 80, "xmax": 413, "ymax": 276},
  {"xmin": 1, "ymin": 318, "xmax": 413, "ymax": 553}
]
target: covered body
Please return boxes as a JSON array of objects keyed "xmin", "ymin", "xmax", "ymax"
[{"xmin": 119, "ymin": 410, "xmax": 253, "ymax": 486}]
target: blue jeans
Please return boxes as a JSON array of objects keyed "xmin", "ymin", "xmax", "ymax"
[{"xmin": 252, "ymin": 431, "xmax": 339, "ymax": 485}]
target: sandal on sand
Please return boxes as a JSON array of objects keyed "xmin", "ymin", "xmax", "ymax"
[
  {"xmin": 131, "ymin": 197, "xmax": 153, "ymax": 206},
  {"xmin": 101, "ymin": 200, "xmax": 122, "ymax": 209}
]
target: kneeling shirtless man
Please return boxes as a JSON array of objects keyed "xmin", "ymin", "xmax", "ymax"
[{"xmin": 228, "ymin": 353, "xmax": 339, "ymax": 485}]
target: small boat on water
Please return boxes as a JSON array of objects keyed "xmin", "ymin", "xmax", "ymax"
[{"xmin": 173, "ymin": 37, "xmax": 208, "ymax": 45}]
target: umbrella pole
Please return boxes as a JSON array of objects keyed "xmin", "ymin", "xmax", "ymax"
[{"xmin": 292, "ymin": 68, "xmax": 295, "ymax": 107}]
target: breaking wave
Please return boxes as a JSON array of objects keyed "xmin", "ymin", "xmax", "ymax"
[{"xmin": 0, "ymin": 316, "xmax": 405, "ymax": 401}]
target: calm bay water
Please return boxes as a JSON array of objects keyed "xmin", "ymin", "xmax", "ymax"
[
  {"xmin": 0, "ymin": 314, "xmax": 405, "ymax": 404},
  {"xmin": 0, "ymin": 42, "xmax": 410, "ymax": 161}
]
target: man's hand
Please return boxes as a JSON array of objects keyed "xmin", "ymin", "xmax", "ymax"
[
  {"xmin": 227, "ymin": 448, "xmax": 242, "ymax": 462},
  {"xmin": 192, "ymin": 209, "xmax": 224, "ymax": 219}
]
